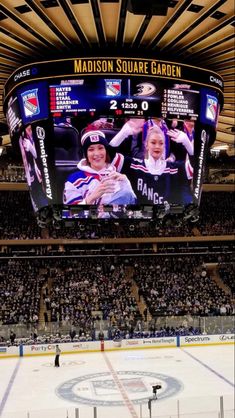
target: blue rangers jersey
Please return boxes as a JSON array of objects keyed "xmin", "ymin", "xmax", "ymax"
[
  {"xmin": 63, "ymin": 153, "xmax": 136, "ymax": 205},
  {"xmin": 119, "ymin": 155, "xmax": 193, "ymax": 205}
]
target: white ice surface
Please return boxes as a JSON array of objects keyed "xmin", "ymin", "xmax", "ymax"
[{"xmin": 0, "ymin": 345, "xmax": 234, "ymax": 418}]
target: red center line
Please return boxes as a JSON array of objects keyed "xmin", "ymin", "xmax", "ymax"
[{"xmin": 103, "ymin": 352, "xmax": 139, "ymax": 418}]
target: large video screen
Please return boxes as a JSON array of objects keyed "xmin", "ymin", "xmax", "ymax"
[{"xmin": 4, "ymin": 57, "xmax": 223, "ymax": 218}]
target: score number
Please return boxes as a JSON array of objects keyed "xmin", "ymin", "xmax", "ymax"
[{"xmin": 109, "ymin": 100, "xmax": 149, "ymax": 111}]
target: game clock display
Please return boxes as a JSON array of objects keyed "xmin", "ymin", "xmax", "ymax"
[{"xmin": 49, "ymin": 78, "xmax": 161, "ymax": 117}]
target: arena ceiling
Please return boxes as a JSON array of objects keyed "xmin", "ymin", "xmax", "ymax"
[{"xmin": 0, "ymin": 0, "xmax": 234, "ymax": 154}]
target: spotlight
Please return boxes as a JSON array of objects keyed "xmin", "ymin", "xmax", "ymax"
[
  {"xmin": 37, "ymin": 206, "xmax": 53, "ymax": 228},
  {"xmin": 36, "ymin": 218, "xmax": 47, "ymax": 228},
  {"xmin": 53, "ymin": 220, "xmax": 61, "ymax": 229},
  {"xmin": 0, "ymin": 146, "xmax": 6, "ymax": 156},
  {"xmin": 190, "ymin": 214, "xmax": 200, "ymax": 223},
  {"xmin": 183, "ymin": 204, "xmax": 199, "ymax": 222},
  {"xmin": 53, "ymin": 207, "xmax": 61, "ymax": 222},
  {"xmin": 157, "ymin": 202, "xmax": 170, "ymax": 221}
]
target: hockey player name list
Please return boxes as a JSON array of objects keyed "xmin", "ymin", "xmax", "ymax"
[
  {"xmin": 50, "ymin": 86, "xmax": 80, "ymax": 111},
  {"xmin": 161, "ymin": 89, "xmax": 197, "ymax": 117}
]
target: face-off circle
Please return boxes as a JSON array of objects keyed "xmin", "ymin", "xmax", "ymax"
[{"xmin": 42, "ymin": 360, "xmax": 85, "ymax": 367}]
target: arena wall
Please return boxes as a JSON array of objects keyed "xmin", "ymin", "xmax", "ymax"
[{"xmin": 0, "ymin": 334, "xmax": 234, "ymax": 359}]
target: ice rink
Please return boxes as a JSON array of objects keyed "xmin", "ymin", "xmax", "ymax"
[{"xmin": 0, "ymin": 345, "xmax": 234, "ymax": 418}]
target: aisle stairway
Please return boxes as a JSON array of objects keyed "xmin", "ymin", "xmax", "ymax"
[
  {"xmin": 38, "ymin": 274, "xmax": 53, "ymax": 329},
  {"xmin": 206, "ymin": 263, "xmax": 232, "ymax": 295},
  {"xmin": 38, "ymin": 265, "xmax": 151, "ymax": 330},
  {"xmin": 126, "ymin": 266, "xmax": 152, "ymax": 323}
]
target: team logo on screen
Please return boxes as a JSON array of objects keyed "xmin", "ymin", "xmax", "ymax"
[
  {"xmin": 105, "ymin": 79, "xmax": 122, "ymax": 96},
  {"xmin": 206, "ymin": 95, "xmax": 218, "ymax": 121},
  {"xmin": 21, "ymin": 89, "xmax": 40, "ymax": 117},
  {"xmin": 134, "ymin": 82, "xmax": 156, "ymax": 96}
]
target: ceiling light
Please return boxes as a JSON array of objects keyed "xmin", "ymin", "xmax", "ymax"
[{"xmin": 212, "ymin": 145, "xmax": 229, "ymax": 151}]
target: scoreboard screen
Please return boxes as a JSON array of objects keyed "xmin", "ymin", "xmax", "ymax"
[
  {"xmin": 48, "ymin": 78, "xmax": 200, "ymax": 120},
  {"xmin": 3, "ymin": 56, "xmax": 223, "ymax": 218}
]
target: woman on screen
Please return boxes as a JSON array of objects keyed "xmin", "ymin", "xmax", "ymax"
[
  {"xmin": 109, "ymin": 123, "xmax": 194, "ymax": 206},
  {"xmin": 109, "ymin": 117, "xmax": 194, "ymax": 161},
  {"xmin": 63, "ymin": 130, "xmax": 136, "ymax": 206}
]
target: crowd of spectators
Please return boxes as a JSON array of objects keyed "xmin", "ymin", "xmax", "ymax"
[
  {"xmin": 0, "ymin": 150, "xmax": 25, "ymax": 182},
  {"xmin": 199, "ymin": 192, "xmax": 235, "ymax": 236},
  {"xmin": 0, "ymin": 151, "xmax": 234, "ymax": 348},
  {"xmin": 0, "ymin": 256, "xmax": 234, "ymax": 333},
  {"xmin": 48, "ymin": 258, "xmax": 141, "ymax": 331},
  {"xmin": 48, "ymin": 218, "xmax": 195, "ymax": 239},
  {"xmin": 0, "ymin": 191, "xmax": 234, "ymax": 240},
  {"xmin": 0, "ymin": 191, "xmax": 41, "ymax": 239},
  {"xmin": 218, "ymin": 262, "xmax": 235, "ymax": 296},
  {"xmin": 132, "ymin": 256, "xmax": 234, "ymax": 318},
  {"xmin": 1, "ymin": 324, "xmax": 204, "ymax": 347},
  {"xmin": 1, "ymin": 152, "xmax": 234, "ymax": 185},
  {"xmin": 0, "ymin": 167, "xmax": 25, "ymax": 183},
  {"xmin": 0, "ymin": 259, "xmax": 48, "ymax": 325},
  {"xmin": 108, "ymin": 324, "xmax": 203, "ymax": 341}
]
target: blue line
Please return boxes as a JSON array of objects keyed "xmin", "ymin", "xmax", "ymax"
[
  {"xmin": 181, "ymin": 348, "xmax": 234, "ymax": 388},
  {"xmin": 0, "ymin": 359, "xmax": 21, "ymax": 417}
]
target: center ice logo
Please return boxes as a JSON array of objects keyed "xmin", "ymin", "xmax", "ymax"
[{"xmin": 56, "ymin": 370, "xmax": 183, "ymax": 406}]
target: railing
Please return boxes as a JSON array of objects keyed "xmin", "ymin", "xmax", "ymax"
[
  {"xmin": 1, "ymin": 315, "xmax": 234, "ymax": 342},
  {"xmin": 1, "ymin": 394, "xmax": 234, "ymax": 418}
]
